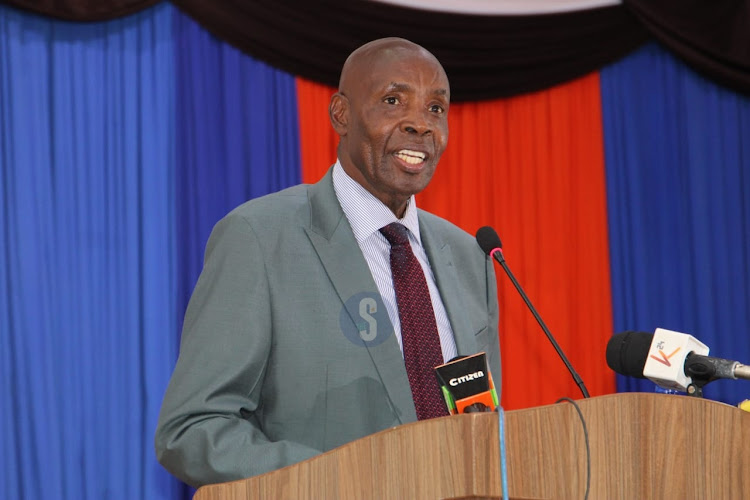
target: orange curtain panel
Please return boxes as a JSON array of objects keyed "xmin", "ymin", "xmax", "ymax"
[{"xmin": 296, "ymin": 74, "xmax": 616, "ymax": 409}]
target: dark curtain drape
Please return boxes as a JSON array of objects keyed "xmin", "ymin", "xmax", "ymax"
[
  {"xmin": 5, "ymin": 0, "xmax": 750, "ymax": 98},
  {"xmin": 169, "ymin": 1, "xmax": 648, "ymax": 101},
  {"xmin": 1, "ymin": 0, "xmax": 158, "ymax": 20},
  {"xmin": 623, "ymin": 0, "xmax": 750, "ymax": 94}
]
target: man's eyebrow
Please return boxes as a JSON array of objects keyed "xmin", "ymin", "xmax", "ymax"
[
  {"xmin": 385, "ymin": 82, "xmax": 449, "ymax": 96},
  {"xmin": 386, "ymin": 82, "xmax": 412, "ymax": 92}
]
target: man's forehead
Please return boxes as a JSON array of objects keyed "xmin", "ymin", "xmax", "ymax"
[
  {"xmin": 359, "ymin": 45, "xmax": 437, "ymax": 74},
  {"xmin": 340, "ymin": 38, "xmax": 448, "ymax": 93},
  {"xmin": 348, "ymin": 38, "xmax": 423, "ymax": 65},
  {"xmin": 357, "ymin": 52, "xmax": 449, "ymax": 93}
]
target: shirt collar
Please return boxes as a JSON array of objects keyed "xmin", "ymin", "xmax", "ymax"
[{"xmin": 332, "ymin": 160, "xmax": 422, "ymax": 244}]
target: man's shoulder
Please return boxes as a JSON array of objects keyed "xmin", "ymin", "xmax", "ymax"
[
  {"xmin": 225, "ymin": 168, "xmax": 336, "ymax": 229},
  {"xmin": 417, "ymin": 209, "xmax": 475, "ymax": 244},
  {"xmin": 228, "ymin": 183, "xmax": 311, "ymax": 221}
]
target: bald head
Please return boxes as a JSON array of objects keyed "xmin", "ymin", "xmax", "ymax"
[
  {"xmin": 338, "ymin": 38, "xmax": 447, "ymax": 95},
  {"xmin": 329, "ymin": 38, "xmax": 450, "ymax": 218}
]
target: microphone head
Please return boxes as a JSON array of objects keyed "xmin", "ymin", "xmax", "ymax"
[
  {"xmin": 476, "ymin": 226, "xmax": 503, "ymax": 256},
  {"xmin": 606, "ymin": 331, "xmax": 653, "ymax": 378}
]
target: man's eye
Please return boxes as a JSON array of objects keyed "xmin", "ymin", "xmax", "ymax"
[
  {"xmin": 430, "ymin": 104, "xmax": 445, "ymax": 114},
  {"xmin": 383, "ymin": 96, "xmax": 399, "ymax": 105}
]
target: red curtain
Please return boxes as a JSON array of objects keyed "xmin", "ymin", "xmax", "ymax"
[{"xmin": 296, "ymin": 74, "xmax": 616, "ymax": 409}]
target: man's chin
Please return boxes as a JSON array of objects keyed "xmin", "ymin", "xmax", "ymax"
[{"xmin": 394, "ymin": 177, "xmax": 434, "ymax": 201}]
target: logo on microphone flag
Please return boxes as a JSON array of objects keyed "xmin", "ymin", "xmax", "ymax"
[
  {"xmin": 649, "ymin": 347, "xmax": 681, "ymax": 367},
  {"xmin": 435, "ymin": 353, "xmax": 497, "ymax": 414}
]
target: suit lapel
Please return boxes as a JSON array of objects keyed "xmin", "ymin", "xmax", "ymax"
[
  {"xmin": 304, "ymin": 169, "xmax": 417, "ymax": 424},
  {"xmin": 419, "ymin": 216, "xmax": 478, "ymax": 357}
]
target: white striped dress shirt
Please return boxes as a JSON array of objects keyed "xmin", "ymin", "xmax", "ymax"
[{"xmin": 332, "ymin": 160, "xmax": 458, "ymax": 362}]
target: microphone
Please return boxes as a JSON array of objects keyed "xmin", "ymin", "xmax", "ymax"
[
  {"xmin": 435, "ymin": 353, "xmax": 498, "ymax": 414},
  {"xmin": 476, "ymin": 226, "xmax": 590, "ymax": 399},
  {"xmin": 606, "ymin": 329, "xmax": 750, "ymax": 395}
]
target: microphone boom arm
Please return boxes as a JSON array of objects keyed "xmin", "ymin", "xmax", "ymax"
[{"xmin": 491, "ymin": 248, "xmax": 591, "ymax": 399}]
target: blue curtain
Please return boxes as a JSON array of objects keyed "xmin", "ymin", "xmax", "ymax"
[
  {"xmin": 601, "ymin": 43, "xmax": 750, "ymax": 403},
  {"xmin": 0, "ymin": 3, "xmax": 178, "ymax": 499},
  {"xmin": 172, "ymin": 7, "xmax": 301, "ymax": 320},
  {"xmin": 0, "ymin": 3, "xmax": 300, "ymax": 499}
]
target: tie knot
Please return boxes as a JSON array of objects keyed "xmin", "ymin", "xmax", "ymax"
[{"xmin": 379, "ymin": 223, "xmax": 410, "ymax": 247}]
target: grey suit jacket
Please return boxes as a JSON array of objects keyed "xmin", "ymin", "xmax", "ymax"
[{"xmin": 155, "ymin": 168, "xmax": 500, "ymax": 487}]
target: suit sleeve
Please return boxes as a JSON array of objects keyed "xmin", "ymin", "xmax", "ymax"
[{"xmin": 154, "ymin": 213, "xmax": 320, "ymax": 487}]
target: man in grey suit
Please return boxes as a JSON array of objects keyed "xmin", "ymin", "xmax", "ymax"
[{"xmin": 155, "ymin": 37, "xmax": 500, "ymax": 488}]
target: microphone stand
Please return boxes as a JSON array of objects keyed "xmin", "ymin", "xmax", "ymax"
[{"xmin": 492, "ymin": 248, "xmax": 591, "ymax": 399}]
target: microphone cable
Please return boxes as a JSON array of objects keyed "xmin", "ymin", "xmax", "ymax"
[
  {"xmin": 497, "ymin": 406, "xmax": 509, "ymax": 500},
  {"xmin": 555, "ymin": 397, "xmax": 590, "ymax": 500}
]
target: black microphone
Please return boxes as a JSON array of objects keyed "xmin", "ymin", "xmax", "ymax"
[
  {"xmin": 604, "ymin": 330, "xmax": 652, "ymax": 379},
  {"xmin": 607, "ymin": 330, "xmax": 750, "ymax": 385},
  {"xmin": 476, "ymin": 226, "xmax": 590, "ymax": 398}
]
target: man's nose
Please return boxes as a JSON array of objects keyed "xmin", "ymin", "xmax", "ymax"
[{"xmin": 401, "ymin": 108, "xmax": 432, "ymax": 135}]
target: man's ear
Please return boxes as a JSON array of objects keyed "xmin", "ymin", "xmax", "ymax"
[{"xmin": 329, "ymin": 93, "xmax": 349, "ymax": 135}]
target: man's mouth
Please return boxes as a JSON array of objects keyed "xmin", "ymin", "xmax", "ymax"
[{"xmin": 394, "ymin": 149, "xmax": 427, "ymax": 165}]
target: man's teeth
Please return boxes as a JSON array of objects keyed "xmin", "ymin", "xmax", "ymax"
[{"xmin": 395, "ymin": 150, "xmax": 426, "ymax": 165}]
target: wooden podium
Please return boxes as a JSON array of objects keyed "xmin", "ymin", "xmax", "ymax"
[{"xmin": 194, "ymin": 393, "xmax": 750, "ymax": 499}]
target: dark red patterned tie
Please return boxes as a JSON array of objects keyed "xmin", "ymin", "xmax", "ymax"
[{"xmin": 380, "ymin": 222, "xmax": 449, "ymax": 420}]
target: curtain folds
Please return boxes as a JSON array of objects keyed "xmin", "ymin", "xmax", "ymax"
[
  {"xmin": 2, "ymin": 0, "xmax": 159, "ymax": 21},
  {"xmin": 624, "ymin": 0, "xmax": 750, "ymax": 95},
  {"xmin": 9, "ymin": 0, "xmax": 750, "ymax": 98},
  {"xmin": 601, "ymin": 44, "xmax": 750, "ymax": 403},
  {"xmin": 0, "ymin": 4, "xmax": 179, "ymax": 499},
  {"xmin": 171, "ymin": 0, "xmax": 648, "ymax": 101},
  {"xmin": 296, "ymin": 79, "xmax": 340, "ymax": 184}
]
